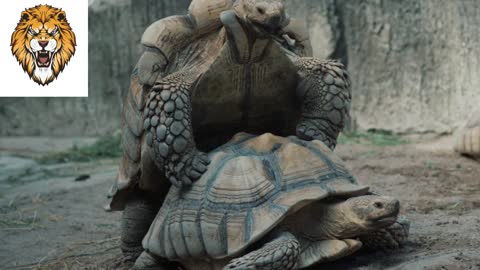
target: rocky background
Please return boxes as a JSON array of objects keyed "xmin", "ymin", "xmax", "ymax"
[{"xmin": 1, "ymin": 0, "xmax": 479, "ymax": 136}]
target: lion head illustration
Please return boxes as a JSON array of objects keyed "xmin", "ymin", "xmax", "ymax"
[{"xmin": 11, "ymin": 5, "xmax": 76, "ymax": 86}]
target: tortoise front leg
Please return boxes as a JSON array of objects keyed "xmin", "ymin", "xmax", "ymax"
[
  {"xmin": 224, "ymin": 232, "xmax": 300, "ymax": 270},
  {"xmin": 295, "ymin": 58, "xmax": 351, "ymax": 150},
  {"xmin": 144, "ymin": 73, "xmax": 210, "ymax": 188},
  {"xmin": 359, "ymin": 216, "xmax": 410, "ymax": 250}
]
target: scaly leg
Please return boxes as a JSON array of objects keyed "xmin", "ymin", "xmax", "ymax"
[
  {"xmin": 121, "ymin": 190, "xmax": 161, "ymax": 262},
  {"xmin": 144, "ymin": 72, "xmax": 210, "ymax": 188},
  {"xmin": 224, "ymin": 232, "xmax": 300, "ymax": 270},
  {"xmin": 295, "ymin": 58, "xmax": 351, "ymax": 150}
]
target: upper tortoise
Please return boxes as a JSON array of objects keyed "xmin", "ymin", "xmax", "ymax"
[{"xmin": 107, "ymin": 0, "xmax": 352, "ymax": 263}]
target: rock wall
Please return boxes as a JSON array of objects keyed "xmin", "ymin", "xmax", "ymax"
[
  {"xmin": 287, "ymin": 0, "xmax": 480, "ymax": 134},
  {"xmin": 341, "ymin": 0, "xmax": 480, "ymax": 134},
  {"xmin": 0, "ymin": 0, "xmax": 191, "ymax": 136},
  {"xmin": 1, "ymin": 0, "xmax": 478, "ymax": 136}
]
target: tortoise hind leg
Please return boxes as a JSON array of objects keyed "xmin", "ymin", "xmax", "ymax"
[
  {"xmin": 223, "ymin": 232, "xmax": 300, "ymax": 270},
  {"xmin": 121, "ymin": 190, "xmax": 161, "ymax": 262},
  {"xmin": 133, "ymin": 251, "xmax": 182, "ymax": 270},
  {"xmin": 359, "ymin": 216, "xmax": 410, "ymax": 250}
]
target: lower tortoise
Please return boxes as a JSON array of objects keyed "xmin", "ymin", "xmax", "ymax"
[{"xmin": 133, "ymin": 133, "xmax": 409, "ymax": 270}]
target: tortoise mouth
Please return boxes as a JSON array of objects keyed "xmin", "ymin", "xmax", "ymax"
[
  {"xmin": 249, "ymin": 20, "xmax": 281, "ymax": 34},
  {"xmin": 366, "ymin": 211, "xmax": 399, "ymax": 228},
  {"xmin": 246, "ymin": 16, "xmax": 290, "ymax": 36}
]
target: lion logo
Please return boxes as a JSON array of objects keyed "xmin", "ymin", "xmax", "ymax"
[{"xmin": 11, "ymin": 5, "xmax": 76, "ymax": 86}]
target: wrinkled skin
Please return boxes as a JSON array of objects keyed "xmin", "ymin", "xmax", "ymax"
[
  {"xmin": 223, "ymin": 195, "xmax": 406, "ymax": 270},
  {"xmin": 283, "ymin": 195, "xmax": 401, "ymax": 241}
]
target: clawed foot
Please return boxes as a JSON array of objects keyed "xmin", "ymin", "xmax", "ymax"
[
  {"xmin": 223, "ymin": 233, "xmax": 299, "ymax": 270},
  {"xmin": 133, "ymin": 251, "xmax": 185, "ymax": 270},
  {"xmin": 167, "ymin": 150, "xmax": 210, "ymax": 188}
]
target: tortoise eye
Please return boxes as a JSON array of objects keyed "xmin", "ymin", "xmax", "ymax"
[{"xmin": 374, "ymin": 202, "xmax": 384, "ymax": 209}]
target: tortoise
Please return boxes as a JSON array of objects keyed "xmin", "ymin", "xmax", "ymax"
[
  {"xmin": 455, "ymin": 112, "xmax": 480, "ymax": 158},
  {"xmin": 133, "ymin": 133, "xmax": 409, "ymax": 270},
  {"xmin": 107, "ymin": 0, "xmax": 352, "ymax": 262}
]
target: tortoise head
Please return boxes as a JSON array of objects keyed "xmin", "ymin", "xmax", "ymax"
[
  {"xmin": 233, "ymin": 0, "xmax": 290, "ymax": 35},
  {"xmin": 344, "ymin": 195, "xmax": 400, "ymax": 230}
]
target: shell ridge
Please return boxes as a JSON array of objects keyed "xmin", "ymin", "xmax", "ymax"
[
  {"xmin": 205, "ymin": 154, "xmax": 238, "ymax": 193},
  {"xmin": 268, "ymin": 202, "xmax": 289, "ymax": 213},
  {"xmin": 167, "ymin": 215, "xmax": 179, "ymax": 259},
  {"xmin": 244, "ymin": 209, "xmax": 254, "ymax": 243},
  {"xmin": 220, "ymin": 212, "xmax": 229, "ymax": 254},
  {"xmin": 261, "ymin": 157, "xmax": 277, "ymax": 187},
  {"xmin": 289, "ymin": 137, "xmax": 343, "ymax": 178},
  {"xmin": 195, "ymin": 205, "xmax": 207, "ymax": 256},
  {"xmin": 209, "ymin": 181, "xmax": 273, "ymax": 200},
  {"xmin": 212, "ymin": 133, "xmax": 256, "ymax": 154},
  {"xmin": 179, "ymin": 205, "xmax": 192, "ymax": 258},
  {"xmin": 284, "ymin": 172, "xmax": 343, "ymax": 194},
  {"xmin": 158, "ymin": 207, "xmax": 168, "ymax": 257},
  {"xmin": 268, "ymin": 152, "xmax": 283, "ymax": 189},
  {"xmin": 319, "ymin": 174, "xmax": 347, "ymax": 194}
]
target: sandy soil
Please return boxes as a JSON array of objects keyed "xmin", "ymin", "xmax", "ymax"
[{"xmin": 1, "ymin": 136, "xmax": 479, "ymax": 270}]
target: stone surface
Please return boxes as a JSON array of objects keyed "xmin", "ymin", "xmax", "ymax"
[
  {"xmin": 0, "ymin": 0, "xmax": 191, "ymax": 137},
  {"xmin": 284, "ymin": 0, "xmax": 480, "ymax": 134},
  {"xmin": 340, "ymin": 0, "xmax": 480, "ymax": 134},
  {"xmin": 1, "ymin": 0, "xmax": 479, "ymax": 136},
  {"xmin": 0, "ymin": 156, "xmax": 38, "ymax": 185}
]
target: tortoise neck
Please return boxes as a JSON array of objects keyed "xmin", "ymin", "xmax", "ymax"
[
  {"xmin": 220, "ymin": 10, "xmax": 271, "ymax": 64},
  {"xmin": 284, "ymin": 202, "xmax": 368, "ymax": 240},
  {"xmin": 319, "ymin": 202, "xmax": 367, "ymax": 239}
]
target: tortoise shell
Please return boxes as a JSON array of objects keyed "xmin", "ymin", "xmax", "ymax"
[
  {"xmin": 143, "ymin": 133, "xmax": 369, "ymax": 260},
  {"xmin": 455, "ymin": 112, "xmax": 480, "ymax": 157}
]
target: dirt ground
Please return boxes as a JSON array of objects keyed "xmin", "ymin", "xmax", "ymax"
[{"xmin": 1, "ymin": 136, "xmax": 479, "ymax": 270}]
